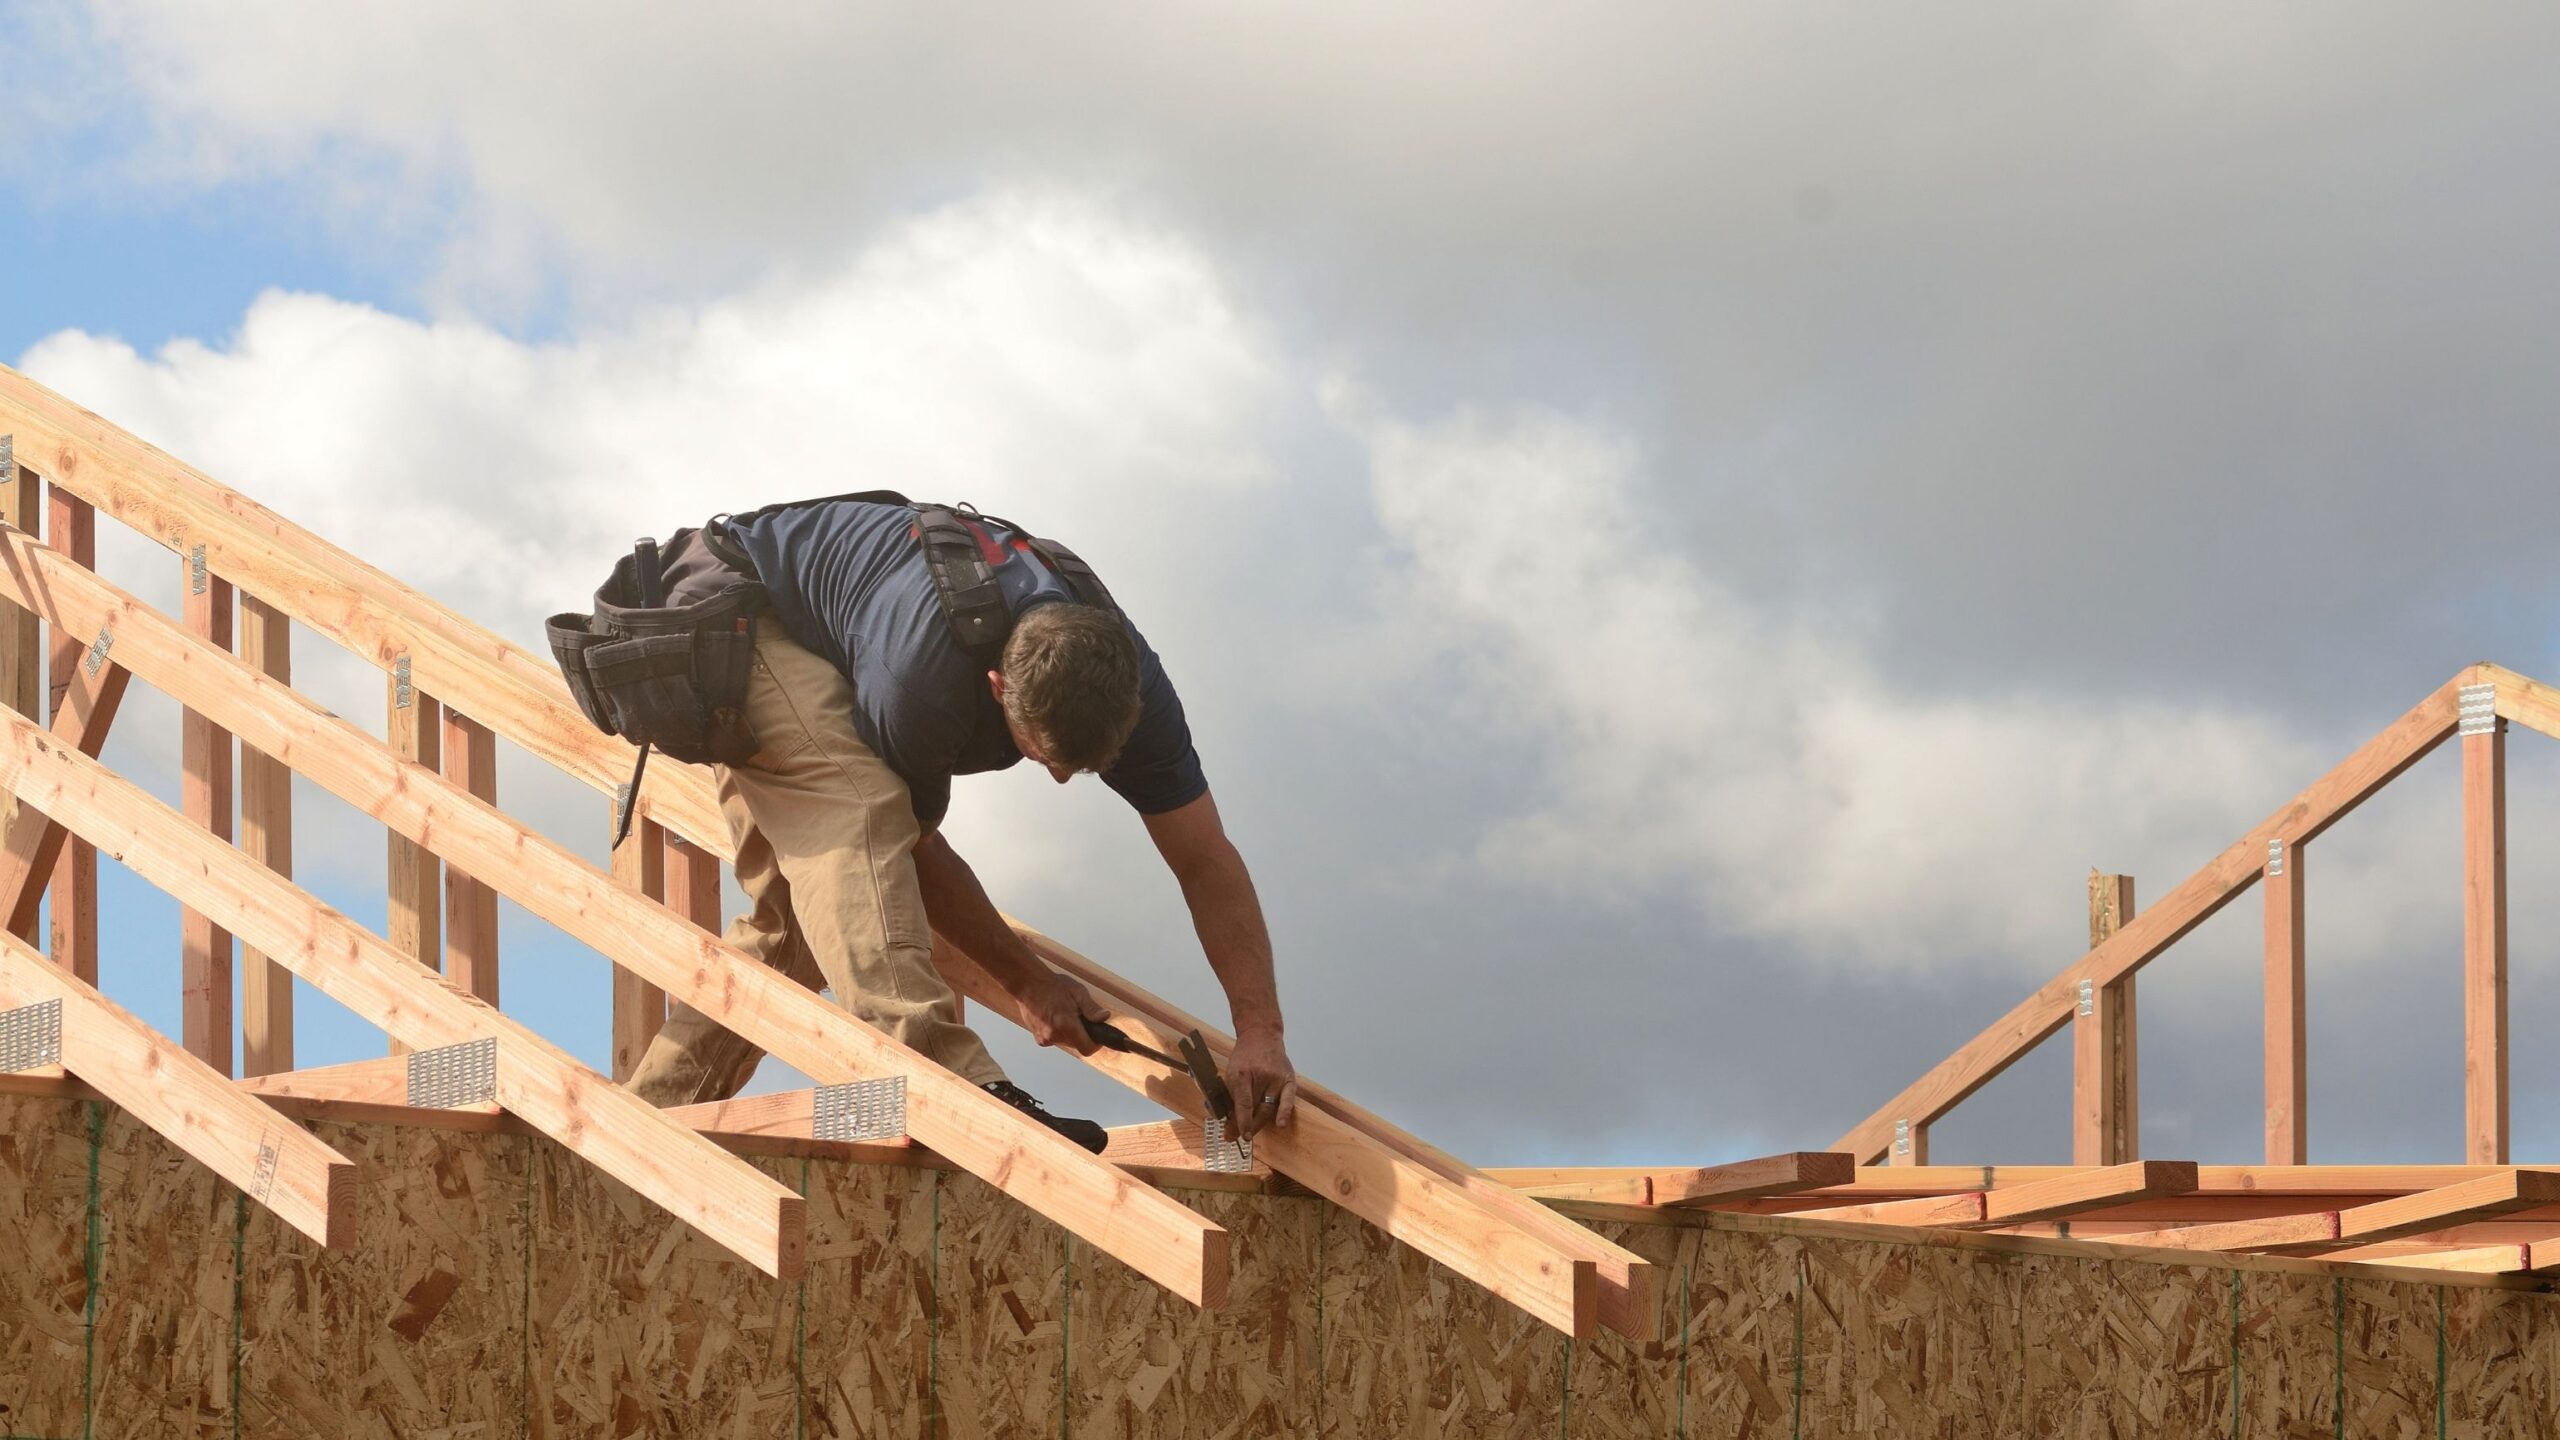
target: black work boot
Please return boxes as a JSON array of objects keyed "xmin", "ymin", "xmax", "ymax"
[{"xmin": 983, "ymin": 1081, "xmax": 1108, "ymax": 1154}]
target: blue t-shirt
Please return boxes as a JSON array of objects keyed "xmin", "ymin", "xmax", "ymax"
[{"xmin": 730, "ymin": 498, "xmax": 1208, "ymax": 829}]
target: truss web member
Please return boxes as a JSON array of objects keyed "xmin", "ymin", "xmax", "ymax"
[{"xmin": 551, "ymin": 493, "xmax": 1294, "ymax": 1153}]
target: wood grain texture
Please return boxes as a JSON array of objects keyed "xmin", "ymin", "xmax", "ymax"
[
  {"xmin": 2072, "ymin": 871, "xmax": 2137, "ymax": 1166},
  {"xmin": 239, "ymin": 593, "xmax": 295, "ymax": 1075},
  {"xmin": 182, "ymin": 558, "xmax": 235, "ymax": 1074},
  {"xmin": 609, "ymin": 812, "xmax": 666, "ymax": 1082},
  {"xmin": 2465, "ymin": 721, "xmax": 2509, "ymax": 1165},
  {"xmin": 43, "ymin": 483, "xmax": 98, "ymax": 984},
  {"xmin": 439, "ymin": 708, "xmax": 498, "ymax": 1005},
  {"xmin": 2265, "ymin": 835, "xmax": 2309, "ymax": 1166}
]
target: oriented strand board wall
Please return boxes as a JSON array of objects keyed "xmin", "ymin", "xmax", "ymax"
[{"xmin": 3, "ymin": 1094, "xmax": 2557, "ymax": 1439}]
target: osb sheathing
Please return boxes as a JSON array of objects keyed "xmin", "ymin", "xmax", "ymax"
[{"xmin": 5, "ymin": 1095, "xmax": 2560, "ymax": 1437}]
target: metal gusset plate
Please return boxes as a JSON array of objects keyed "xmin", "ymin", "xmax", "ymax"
[
  {"xmin": 0, "ymin": 998, "xmax": 61, "ymax": 1072},
  {"xmin": 406, "ymin": 1036, "xmax": 497, "ymax": 1108},
  {"xmin": 1202, "ymin": 1115, "xmax": 1253, "ymax": 1174},
  {"xmin": 815, "ymin": 1075, "xmax": 906, "ymax": 1142},
  {"xmin": 2459, "ymin": 682, "xmax": 2499, "ymax": 737}
]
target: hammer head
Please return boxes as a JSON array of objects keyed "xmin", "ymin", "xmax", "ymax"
[{"xmin": 1177, "ymin": 1029, "xmax": 1234, "ymax": 1125}]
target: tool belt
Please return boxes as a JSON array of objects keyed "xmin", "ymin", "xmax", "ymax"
[{"xmin": 545, "ymin": 528, "xmax": 766, "ymax": 767}]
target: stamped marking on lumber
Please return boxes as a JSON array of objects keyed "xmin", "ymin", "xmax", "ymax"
[
  {"xmin": 814, "ymin": 1075, "xmax": 905, "ymax": 1142},
  {"xmin": 393, "ymin": 654, "xmax": 415, "ymax": 710},
  {"xmin": 0, "ymin": 997, "xmax": 61, "ymax": 1071},
  {"xmin": 2459, "ymin": 682, "xmax": 2499, "ymax": 737},
  {"xmin": 406, "ymin": 1036, "xmax": 496, "ymax": 1108},
  {"xmin": 249, "ymin": 1133, "xmax": 281, "ymax": 1203},
  {"xmin": 2266, "ymin": 838, "xmax": 2286, "ymax": 877}
]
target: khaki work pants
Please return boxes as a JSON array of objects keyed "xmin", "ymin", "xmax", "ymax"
[{"xmin": 626, "ymin": 629, "xmax": 1005, "ymax": 1106}]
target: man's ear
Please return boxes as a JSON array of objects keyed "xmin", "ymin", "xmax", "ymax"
[{"xmin": 986, "ymin": 669, "xmax": 1006, "ymax": 701}]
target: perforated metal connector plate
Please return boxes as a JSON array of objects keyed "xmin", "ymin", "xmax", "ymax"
[
  {"xmin": 2076, "ymin": 979, "xmax": 2095, "ymax": 1017},
  {"xmin": 2266, "ymin": 838, "xmax": 2286, "ymax": 877},
  {"xmin": 1892, "ymin": 1118, "xmax": 1914, "ymax": 1158},
  {"xmin": 0, "ymin": 434, "xmax": 12, "ymax": 485},
  {"xmin": 0, "ymin": 999, "xmax": 61, "ymax": 1072},
  {"xmin": 1201, "ymin": 1116, "xmax": 1253, "ymax": 1174},
  {"xmin": 406, "ymin": 1037, "xmax": 496, "ymax": 1108},
  {"xmin": 815, "ymin": 1075, "xmax": 905, "ymax": 1142},
  {"xmin": 2459, "ymin": 682, "xmax": 2499, "ymax": 737}
]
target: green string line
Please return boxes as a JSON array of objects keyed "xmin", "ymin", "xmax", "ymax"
[
  {"xmin": 1791, "ymin": 1255, "xmax": 1805, "ymax": 1440},
  {"xmin": 2227, "ymin": 1270, "xmax": 2240, "ymax": 1439},
  {"xmin": 2331, "ymin": 1276, "xmax": 2344, "ymax": 1440},
  {"xmin": 80, "ymin": 1102, "xmax": 101, "ymax": 1440},
  {"xmin": 230, "ymin": 1190, "xmax": 246, "ymax": 1440},
  {"xmin": 1058, "ymin": 1234, "xmax": 1075, "ymax": 1440},
  {"xmin": 2435, "ymin": 1288, "xmax": 2446, "ymax": 1440},
  {"xmin": 928, "ymin": 1173, "xmax": 941, "ymax": 1438},
  {"xmin": 794, "ymin": 1157, "xmax": 809, "ymax": 1440}
]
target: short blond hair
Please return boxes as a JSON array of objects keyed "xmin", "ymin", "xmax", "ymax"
[{"xmin": 1000, "ymin": 604, "xmax": 1142, "ymax": 772}]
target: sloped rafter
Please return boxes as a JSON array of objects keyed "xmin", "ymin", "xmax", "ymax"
[
  {"xmin": 0, "ymin": 686, "xmax": 807, "ymax": 1279},
  {"xmin": 0, "ymin": 529, "xmax": 1228, "ymax": 1311},
  {"xmin": 0, "ymin": 934, "xmax": 356, "ymax": 1246}
]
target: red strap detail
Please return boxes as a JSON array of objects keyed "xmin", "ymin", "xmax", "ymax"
[{"xmin": 962, "ymin": 518, "xmax": 1007, "ymax": 568}]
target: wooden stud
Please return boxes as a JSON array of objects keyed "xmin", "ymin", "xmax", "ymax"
[
  {"xmin": 2463, "ymin": 713, "xmax": 2508, "ymax": 1165},
  {"xmin": 608, "ymin": 813, "xmax": 665, "ymax": 1083},
  {"xmin": 440, "ymin": 709, "xmax": 499, "ymax": 1005},
  {"xmin": 0, "ymin": 936, "xmax": 357, "ymax": 1247},
  {"xmin": 1647, "ymin": 1152, "xmax": 1858, "ymax": 1208},
  {"xmin": 663, "ymin": 831, "xmax": 722, "ymax": 937},
  {"xmin": 43, "ymin": 485, "xmax": 97, "ymax": 982},
  {"xmin": 1836, "ymin": 677, "xmax": 2463, "ymax": 1161},
  {"xmin": 0, "ymin": 652, "xmax": 129, "ymax": 934},
  {"xmin": 0, "ymin": 445, "xmax": 39, "ymax": 946},
  {"xmin": 2264, "ymin": 836, "xmax": 2308, "ymax": 1164},
  {"xmin": 239, "ymin": 595, "xmax": 295, "ymax": 1076},
  {"xmin": 0, "ymin": 690, "xmax": 806, "ymax": 1279},
  {"xmin": 385, "ymin": 665, "xmax": 439, "ymax": 1060},
  {"xmin": 181, "ymin": 548, "xmax": 234, "ymax": 1074},
  {"xmin": 2073, "ymin": 872, "xmax": 2138, "ymax": 1165},
  {"xmin": 0, "ymin": 536, "xmax": 1233, "ymax": 1311}
]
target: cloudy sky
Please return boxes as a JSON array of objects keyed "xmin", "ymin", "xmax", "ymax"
[{"xmin": 7, "ymin": 1, "xmax": 2560, "ymax": 1167}]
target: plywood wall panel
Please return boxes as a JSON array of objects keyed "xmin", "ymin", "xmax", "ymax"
[{"xmin": 0, "ymin": 1096, "xmax": 94, "ymax": 1438}]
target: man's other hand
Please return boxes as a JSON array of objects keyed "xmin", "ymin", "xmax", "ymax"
[
  {"xmin": 1023, "ymin": 973, "xmax": 1105, "ymax": 1054},
  {"xmin": 1227, "ymin": 1030, "xmax": 1297, "ymax": 1140}
]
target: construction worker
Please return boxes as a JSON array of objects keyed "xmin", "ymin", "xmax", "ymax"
[{"xmin": 605, "ymin": 494, "xmax": 1294, "ymax": 1153}]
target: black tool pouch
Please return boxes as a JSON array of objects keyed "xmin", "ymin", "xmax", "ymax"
[{"xmin": 546, "ymin": 528, "xmax": 766, "ymax": 766}]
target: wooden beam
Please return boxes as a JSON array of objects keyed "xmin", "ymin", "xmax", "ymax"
[
  {"xmin": 0, "ymin": 537, "xmax": 1229, "ymax": 1310},
  {"xmin": 0, "ymin": 444, "xmax": 37, "ymax": 945},
  {"xmin": 385, "ymin": 667, "xmax": 439, "ymax": 1059},
  {"xmin": 0, "ymin": 687, "xmax": 806, "ymax": 1279},
  {"xmin": 1837, "ymin": 676, "xmax": 2463, "ymax": 1162},
  {"xmin": 1979, "ymin": 1160, "xmax": 2199, "ymax": 1227},
  {"xmin": 239, "ymin": 595, "xmax": 294, "ymax": 1076},
  {"xmin": 2105, "ymin": 1213, "xmax": 2342, "ymax": 1253},
  {"xmin": 181, "ymin": 550, "xmax": 234, "ymax": 1074},
  {"xmin": 234, "ymin": 1055, "xmax": 414, "ymax": 1106},
  {"xmin": 2463, "ymin": 702, "xmax": 2508, "ymax": 1164},
  {"xmin": 663, "ymin": 831, "xmax": 721, "ymax": 937},
  {"xmin": 608, "ymin": 814, "xmax": 665, "ymax": 1083},
  {"xmin": 930, "ymin": 934, "xmax": 1595, "ymax": 1335},
  {"xmin": 662, "ymin": 1088, "xmax": 826, "ymax": 1140},
  {"xmin": 0, "ymin": 365, "xmax": 730, "ymax": 855},
  {"xmin": 1795, "ymin": 1192, "xmax": 1989, "ymax": 1227},
  {"xmin": 0, "ymin": 647, "xmax": 128, "ymax": 935},
  {"xmin": 2073, "ymin": 871, "xmax": 2137, "ymax": 1165},
  {"xmin": 1653, "ymin": 1152, "xmax": 1858, "ymax": 1208},
  {"xmin": 2326, "ymin": 1242, "xmax": 2531, "ymax": 1274},
  {"xmin": 2317, "ymin": 1170, "xmax": 2560, "ymax": 1251},
  {"xmin": 0, "ymin": 932, "xmax": 356, "ymax": 1247},
  {"xmin": 964, "ymin": 919, "xmax": 1654, "ymax": 1340},
  {"xmin": 1516, "ymin": 1175, "xmax": 1655, "ymax": 1205},
  {"xmin": 43, "ymin": 484, "xmax": 96, "ymax": 983},
  {"xmin": 440, "ymin": 709, "xmax": 498, "ymax": 1005},
  {"xmin": 2264, "ymin": 835, "xmax": 2307, "ymax": 1164}
]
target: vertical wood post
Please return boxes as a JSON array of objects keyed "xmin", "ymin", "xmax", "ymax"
[
  {"xmin": 610, "ymin": 810, "xmax": 667, "ymax": 1081},
  {"xmin": 238, "ymin": 595, "xmax": 296, "ymax": 1076},
  {"xmin": 386, "ymin": 660, "xmax": 440, "ymax": 1055},
  {"xmin": 181, "ymin": 544, "xmax": 236, "ymax": 1074},
  {"xmin": 0, "ymin": 440, "xmax": 41, "ymax": 945},
  {"xmin": 2263, "ymin": 837, "xmax": 2307, "ymax": 1165},
  {"xmin": 2073, "ymin": 872, "xmax": 2138, "ymax": 1165},
  {"xmin": 44, "ymin": 484, "xmax": 99, "ymax": 983},
  {"xmin": 441, "ymin": 710, "xmax": 500, "ymax": 1005},
  {"xmin": 2461, "ymin": 686, "xmax": 2509, "ymax": 1165},
  {"xmin": 1886, "ymin": 1118, "xmax": 1928, "ymax": 1166}
]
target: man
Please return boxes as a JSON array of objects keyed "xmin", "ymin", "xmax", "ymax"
[{"xmin": 622, "ymin": 495, "xmax": 1294, "ymax": 1154}]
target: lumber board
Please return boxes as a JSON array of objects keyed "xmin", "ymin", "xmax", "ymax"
[
  {"xmin": 2485, "ymin": 661, "xmax": 2560, "ymax": 742},
  {"xmin": 2463, "ymin": 720, "xmax": 2508, "ymax": 1164},
  {"xmin": 1651, "ymin": 1151, "xmax": 1859, "ymax": 1208},
  {"xmin": 1835, "ymin": 674, "xmax": 2466, "ymax": 1161},
  {"xmin": 235, "ymin": 1055, "xmax": 418, "ymax": 1106},
  {"xmin": 0, "ymin": 534, "xmax": 1225, "ymax": 1308},
  {"xmin": 1794, "ymin": 1191, "xmax": 1990, "ymax": 1227},
  {"xmin": 385, "ymin": 670, "xmax": 439, "ymax": 1054},
  {"xmin": 2102, "ymin": 1214, "xmax": 2342, "ymax": 1253},
  {"xmin": 0, "ymin": 934, "xmax": 355, "ymax": 1245},
  {"xmin": 0, "ymin": 687, "xmax": 805, "ymax": 1278},
  {"xmin": 607, "ymin": 812, "xmax": 666, "ymax": 1080},
  {"xmin": 2072, "ymin": 872, "xmax": 2137, "ymax": 1165},
  {"xmin": 2264, "ymin": 835, "xmax": 2307, "ymax": 1164},
  {"xmin": 1514, "ymin": 1175, "xmax": 1654, "ymax": 1204},
  {"xmin": 440, "ymin": 708, "xmax": 499, "ymax": 1004},
  {"xmin": 930, "ymin": 935, "xmax": 1596, "ymax": 1336},
  {"xmin": 1101, "ymin": 1117, "xmax": 1274, "ymax": 1178},
  {"xmin": 1977, "ymin": 1160, "xmax": 2199, "ymax": 1226},
  {"xmin": 2320, "ymin": 1170, "xmax": 2560, "ymax": 1251},
  {"xmin": 43, "ymin": 484, "xmax": 96, "ymax": 984},
  {"xmin": 181, "ymin": 556, "xmax": 234, "ymax": 1072},
  {"xmin": 966, "ymin": 919, "xmax": 1652, "ymax": 1340},
  {"xmin": 2328, "ymin": 1242, "xmax": 2531, "ymax": 1274},
  {"xmin": 0, "ymin": 643, "xmax": 127, "ymax": 934},
  {"xmin": 239, "ymin": 593, "xmax": 295, "ymax": 1075},
  {"xmin": 0, "ymin": 449, "xmax": 35, "ymax": 946}
]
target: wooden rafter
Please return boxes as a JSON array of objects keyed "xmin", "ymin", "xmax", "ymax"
[
  {"xmin": 0, "ymin": 685, "xmax": 807, "ymax": 1278},
  {"xmin": 0, "ymin": 934, "xmax": 355, "ymax": 1246}
]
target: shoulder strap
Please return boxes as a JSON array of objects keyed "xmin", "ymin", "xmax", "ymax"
[{"xmin": 911, "ymin": 503, "xmax": 1014, "ymax": 665}]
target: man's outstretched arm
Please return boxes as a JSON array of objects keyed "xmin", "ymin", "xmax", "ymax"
[
  {"xmin": 1141, "ymin": 790, "xmax": 1296, "ymax": 1138},
  {"xmin": 911, "ymin": 831, "xmax": 1104, "ymax": 1054}
]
